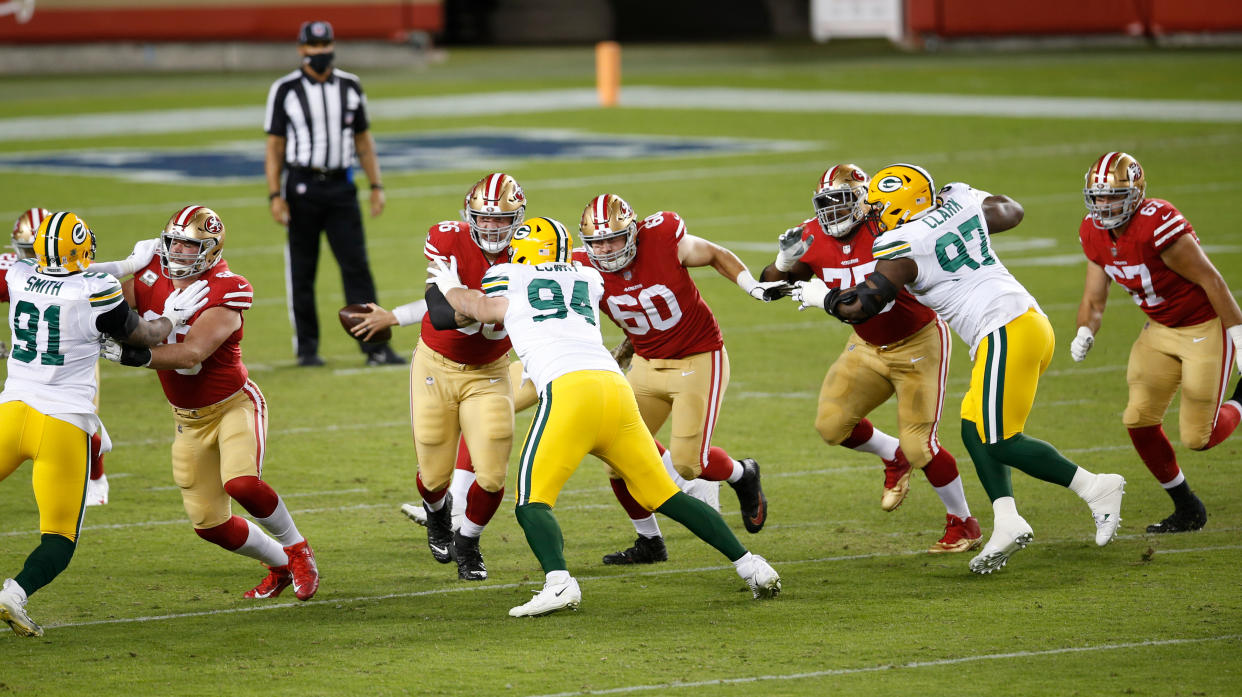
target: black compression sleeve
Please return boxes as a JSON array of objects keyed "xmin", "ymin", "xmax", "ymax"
[
  {"xmin": 425, "ymin": 286, "xmax": 461, "ymax": 331},
  {"xmin": 96, "ymin": 303, "xmax": 140, "ymax": 341}
]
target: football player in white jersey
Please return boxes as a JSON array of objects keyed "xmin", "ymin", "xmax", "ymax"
[
  {"xmin": 0, "ymin": 211, "xmax": 207, "ymax": 637},
  {"xmin": 794, "ymin": 164, "xmax": 1127, "ymax": 575},
  {"xmin": 427, "ymin": 217, "xmax": 781, "ymax": 617}
]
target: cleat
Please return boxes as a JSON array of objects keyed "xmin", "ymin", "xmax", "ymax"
[
  {"xmin": 297, "ymin": 354, "xmax": 325, "ymax": 367},
  {"xmin": 1146, "ymin": 495, "xmax": 1207, "ymax": 534},
  {"xmin": 1086, "ymin": 473, "xmax": 1126, "ymax": 546},
  {"xmin": 284, "ymin": 540, "xmax": 319, "ymax": 601},
  {"xmin": 365, "ymin": 345, "xmax": 406, "ymax": 367},
  {"xmin": 509, "ymin": 572, "xmax": 581, "ymax": 617},
  {"xmin": 738, "ymin": 554, "xmax": 781, "ymax": 599},
  {"xmin": 453, "ymin": 531, "xmax": 487, "ymax": 581},
  {"xmin": 401, "ymin": 502, "xmax": 429, "ymax": 527},
  {"xmin": 727, "ymin": 458, "xmax": 767, "ymax": 533},
  {"xmin": 425, "ymin": 493, "xmax": 455, "ymax": 564},
  {"xmin": 85, "ymin": 473, "xmax": 109, "ymax": 507},
  {"xmin": 244, "ymin": 565, "xmax": 293, "ymax": 599},
  {"xmin": 880, "ymin": 450, "xmax": 912, "ymax": 512},
  {"xmin": 602, "ymin": 535, "xmax": 668, "ymax": 565},
  {"xmin": 928, "ymin": 514, "xmax": 983, "ymax": 554},
  {"xmin": 682, "ymin": 477, "xmax": 721, "ymax": 512},
  {"xmin": 0, "ymin": 579, "xmax": 42, "ymax": 637},
  {"xmin": 968, "ymin": 516, "xmax": 1034, "ymax": 575}
]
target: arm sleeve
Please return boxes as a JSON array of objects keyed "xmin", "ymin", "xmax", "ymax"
[
  {"xmin": 95, "ymin": 303, "xmax": 140, "ymax": 341},
  {"xmin": 425, "ymin": 286, "xmax": 460, "ymax": 330}
]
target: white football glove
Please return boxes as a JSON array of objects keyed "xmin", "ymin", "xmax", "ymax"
[
  {"xmin": 427, "ymin": 256, "xmax": 465, "ymax": 296},
  {"xmin": 775, "ymin": 225, "xmax": 813, "ymax": 272},
  {"xmin": 1070, "ymin": 326, "xmax": 1095, "ymax": 363},
  {"xmin": 161, "ymin": 279, "xmax": 210, "ymax": 326},
  {"xmin": 0, "ymin": 340, "xmax": 8, "ymax": 360},
  {"xmin": 91, "ymin": 237, "xmax": 161, "ymax": 278},
  {"xmin": 791, "ymin": 277, "xmax": 829, "ymax": 312}
]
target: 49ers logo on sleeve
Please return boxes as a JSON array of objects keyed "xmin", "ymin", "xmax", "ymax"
[{"xmin": 205, "ymin": 216, "xmax": 223, "ymax": 234}]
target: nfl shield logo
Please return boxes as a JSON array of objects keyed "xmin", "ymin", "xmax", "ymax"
[{"xmin": 842, "ymin": 244, "xmax": 851, "ymax": 255}]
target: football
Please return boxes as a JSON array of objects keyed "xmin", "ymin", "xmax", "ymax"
[{"xmin": 338, "ymin": 303, "xmax": 392, "ymax": 343}]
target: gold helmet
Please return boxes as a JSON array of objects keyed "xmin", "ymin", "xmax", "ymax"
[
  {"xmin": 462, "ymin": 173, "xmax": 526, "ymax": 254},
  {"xmin": 1084, "ymin": 152, "xmax": 1146, "ymax": 230},
  {"xmin": 579, "ymin": 193, "xmax": 638, "ymax": 272},
  {"xmin": 509, "ymin": 217, "xmax": 572, "ymax": 266},
  {"xmin": 160, "ymin": 205, "xmax": 225, "ymax": 279},
  {"xmin": 12, "ymin": 207, "xmax": 50, "ymax": 259},
  {"xmin": 814, "ymin": 164, "xmax": 870, "ymax": 238},
  {"xmin": 864, "ymin": 164, "xmax": 937, "ymax": 232},
  {"xmin": 34, "ymin": 211, "xmax": 96, "ymax": 275}
]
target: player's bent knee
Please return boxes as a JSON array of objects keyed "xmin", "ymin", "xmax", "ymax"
[
  {"xmin": 814, "ymin": 408, "xmax": 851, "ymax": 446},
  {"xmin": 1122, "ymin": 405, "xmax": 1162, "ymax": 430},
  {"xmin": 900, "ymin": 440, "xmax": 934, "ymax": 468}
]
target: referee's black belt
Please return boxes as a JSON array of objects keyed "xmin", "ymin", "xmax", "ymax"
[{"xmin": 287, "ymin": 166, "xmax": 348, "ymax": 181}]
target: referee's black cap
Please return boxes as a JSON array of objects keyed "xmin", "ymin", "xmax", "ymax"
[{"xmin": 297, "ymin": 20, "xmax": 335, "ymax": 44}]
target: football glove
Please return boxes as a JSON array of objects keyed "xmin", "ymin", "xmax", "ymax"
[
  {"xmin": 610, "ymin": 338, "xmax": 634, "ymax": 372},
  {"xmin": 161, "ymin": 279, "xmax": 210, "ymax": 327},
  {"xmin": 791, "ymin": 277, "xmax": 829, "ymax": 311},
  {"xmin": 0, "ymin": 340, "xmax": 8, "ymax": 360},
  {"xmin": 1070, "ymin": 326, "xmax": 1094, "ymax": 363},
  {"xmin": 748, "ymin": 280, "xmax": 794, "ymax": 302},
  {"xmin": 100, "ymin": 337, "xmax": 152, "ymax": 368},
  {"xmin": 427, "ymin": 256, "xmax": 465, "ymax": 296},
  {"xmin": 775, "ymin": 225, "xmax": 813, "ymax": 272}
]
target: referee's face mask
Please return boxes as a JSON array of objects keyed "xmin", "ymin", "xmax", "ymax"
[{"xmin": 300, "ymin": 43, "xmax": 335, "ymax": 75}]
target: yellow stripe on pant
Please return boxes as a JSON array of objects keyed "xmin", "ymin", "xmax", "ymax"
[
  {"xmin": 960, "ymin": 308, "xmax": 1054, "ymax": 444},
  {"xmin": 0, "ymin": 401, "xmax": 89, "ymax": 541},
  {"xmin": 516, "ymin": 370, "xmax": 680, "ymax": 510}
]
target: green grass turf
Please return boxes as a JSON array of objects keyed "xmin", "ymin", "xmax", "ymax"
[{"xmin": 1, "ymin": 43, "xmax": 1240, "ymax": 696}]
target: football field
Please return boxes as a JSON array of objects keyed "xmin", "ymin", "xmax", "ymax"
[{"xmin": 2, "ymin": 43, "xmax": 1240, "ymax": 696}]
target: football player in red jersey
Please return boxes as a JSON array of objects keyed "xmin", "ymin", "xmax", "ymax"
[
  {"xmin": 576, "ymin": 193, "xmax": 787, "ymax": 562},
  {"xmin": 759, "ymin": 165, "xmax": 980, "ymax": 553},
  {"xmin": 1073, "ymin": 152, "xmax": 1242, "ymax": 533},
  {"xmin": 3, "ymin": 208, "xmax": 116, "ymax": 507},
  {"xmin": 102, "ymin": 205, "xmax": 320, "ymax": 601}
]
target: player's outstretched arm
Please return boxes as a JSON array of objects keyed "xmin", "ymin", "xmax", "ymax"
[
  {"xmin": 677, "ymin": 233, "xmax": 788, "ymax": 301},
  {"xmin": 147, "ymin": 307, "xmax": 240, "ymax": 370},
  {"xmin": 981, "ymin": 195, "xmax": 1024, "ymax": 234},
  {"xmin": 1070, "ymin": 261, "xmax": 1112, "ymax": 362},
  {"xmin": 91, "ymin": 238, "xmax": 160, "ymax": 280}
]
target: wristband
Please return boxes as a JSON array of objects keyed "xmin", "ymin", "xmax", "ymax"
[
  {"xmin": 370, "ymin": 183, "xmax": 384, "ymax": 191},
  {"xmin": 392, "ymin": 299, "xmax": 428, "ymax": 327},
  {"xmin": 268, "ymin": 192, "xmax": 280, "ymax": 201},
  {"xmin": 735, "ymin": 270, "xmax": 760, "ymax": 295}
]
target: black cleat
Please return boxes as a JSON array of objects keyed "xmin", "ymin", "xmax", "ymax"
[
  {"xmin": 728, "ymin": 458, "xmax": 768, "ymax": 533},
  {"xmin": 602, "ymin": 535, "xmax": 668, "ymax": 565},
  {"xmin": 366, "ymin": 345, "xmax": 406, "ymax": 367},
  {"xmin": 297, "ymin": 354, "xmax": 325, "ymax": 367},
  {"xmin": 1146, "ymin": 496, "xmax": 1207, "ymax": 534},
  {"xmin": 453, "ymin": 530, "xmax": 487, "ymax": 581},
  {"xmin": 425, "ymin": 493, "xmax": 454, "ymax": 564}
]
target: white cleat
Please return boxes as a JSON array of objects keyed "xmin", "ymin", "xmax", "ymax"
[
  {"xmin": 509, "ymin": 572, "xmax": 582, "ymax": 618},
  {"xmin": 968, "ymin": 517, "xmax": 1034, "ymax": 575},
  {"xmin": 682, "ymin": 477, "xmax": 721, "ymax": 512},
  {"xmin": 85, "ymin": 474, "xmax": 109, "ymax": 507},
  {"xmin": 0, "ymin": 579, "xmax": 42, "ymax": 638},
  {"xmin": 401, "ymin": 502, "xmax": 428, "ymax": 527},
  {"xmin": 738, "ymin": 554, "xmax": 781, "ymax": 599},
  {"xmin": 1086, "ymin": 473, "xmax": 1126, "ymax": 546}
]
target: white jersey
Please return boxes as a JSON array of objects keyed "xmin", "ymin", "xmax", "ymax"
[
  {"xmin": 872, "ymin": 182, "xmax": 1041, "ymax": 358},
  {"xmin": 481, "ymin": 261, "xmax": 621, "ymax": 394},
  {"xmin": 1, "ymin": 258, "xmax": 125, "ymax": 432}
]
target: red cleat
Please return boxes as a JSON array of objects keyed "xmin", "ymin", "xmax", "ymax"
[
  {"xmin": 284, "ymin": 540, "xmax": 320, "ymax": 601},
  {"xmin": 244, "ymin": 565, "xmax": 293, "ymax": 599},
  {"xmin": 928, "ymin": 514, "xmax": 983, "ymax": 553},
  {"xmin": 880, "ymin": 450, "xmax": 912, "ymax": 512}
]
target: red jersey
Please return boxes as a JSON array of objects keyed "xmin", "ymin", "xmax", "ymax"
[
  {"xmin": 1078, "ymin": 198, "xmax": 1214, "ymax": 328},
  {"xmin": 573, "ymin": 210, "xmax": 723, "ymax": 359},
  {"xmin": 0, "ymin": 252, "xmax": 17, "ymax": 303},
  {"xmin": 797, "ymin": 216, "xmax": 936, "ymax": 346},
  {"xmin": 131, "ymin": 259, "xmax": 252, "ymax": 409},
  {"xmin": 421, "ymin": 220, "xmax": 513, "ymax": 364}
]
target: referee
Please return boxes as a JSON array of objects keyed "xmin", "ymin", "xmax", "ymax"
[{"xmin": 264, "ymin": 20, "xmax": 404, "ymax": 367}]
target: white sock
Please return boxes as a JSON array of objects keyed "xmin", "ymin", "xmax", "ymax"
[
  {"xmin": 632, "ymin": 514, "xmax": 662, "ymax": 538},
  {"xmin": 424, "ymin": 492, "xmax": 449, "ymax": 512},
  {"xmin": 1161, "ymin": 472, "xmax": 1186, "ymax": 489},
  {"xmin": 1067, "ymin": 467, "xmax": 1098, "ymax": 500},
  {"xmin": 459, "ymin": 520, "xmax": 484, "ymax": 538},
  {"xmin": 932, "ymin": 476, "xmax": 971, "ymax": 519},
  {"xmin": 449, "ymin": 469, "xmax": 475, "ymax": 517},
  {"xmin": 254, "ymin": 498, "xmax": 304, "ymax": 547},
  {"xmin": 235, "ymin": 519, "xmax": 289, "ymax": 567},
  {"xmin": 850, "ymin": 427, "xmax": 900, "ymax": 461},
  {"xmin": 726, "ymin": 460, "xmax": 744, "ymax": 484},
  {"xmin": 546, "ymin": 569, "xmax": 571, "ymax": 585}
]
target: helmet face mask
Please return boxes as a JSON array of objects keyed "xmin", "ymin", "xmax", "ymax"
[
  {"xmin": 12, "ymin": 207, "xmax": 50, "ymax": 259},
  {"xmin": 813, "ymin": 164, "xmax": 870, "ymax": 238},
  {"xmin": 509, "ymin": 217, "xmax": 571, "ymax": 266},
  {"xmin": 463, "ymin": 173, "xmax": 526, "ymax": 255},
  {"xmin": 864, "ymin": 164, "xmax": 936, "ymax": 232},
  {"xmin": 1084, "ymin": 152, "xmax": 1146, "ymax": 231},
  {"xmin": 579, "ymin": 194, "xmax": 638, "ymax": 272},
  {"xmin": 34, "ymin": 211, "xmax": 96, "ymax": 275},
  {"xmin": 159, "ymin": 205, "xmax": 225, "ymax": 280}
]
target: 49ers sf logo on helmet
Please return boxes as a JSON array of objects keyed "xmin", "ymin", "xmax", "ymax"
[{"xmin": 205, "ymin": 216, "xmax": 223, "ymax": 234}]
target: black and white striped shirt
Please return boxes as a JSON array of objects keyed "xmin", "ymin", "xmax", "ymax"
[{"xmin": 264, "ymin": 68, "xmax": 371, "ymax": 171}]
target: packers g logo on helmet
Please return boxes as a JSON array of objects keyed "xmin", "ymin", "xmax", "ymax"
[
  {"xmin": 34, "ymin": 211, "xmax": 96, "ymax": 275},
  {"xmin": 11, "ymin": 207, "xmax": 50, "ymax": 259},
  {"xmin": 509, "ymin": 217, "xmax": 571, "ymax": 266},
  {"xmin": 864, "ymin": 164, "xmax": 937, "ymax": 232}
]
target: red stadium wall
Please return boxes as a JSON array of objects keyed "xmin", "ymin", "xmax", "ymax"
[
  {"xmin": 0, "ymin": 0, "xmax": 443, "ymax": 43},
  {"xmin": 906, "ymin": 0, "xmax": 1242, "ymax": 38}
]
